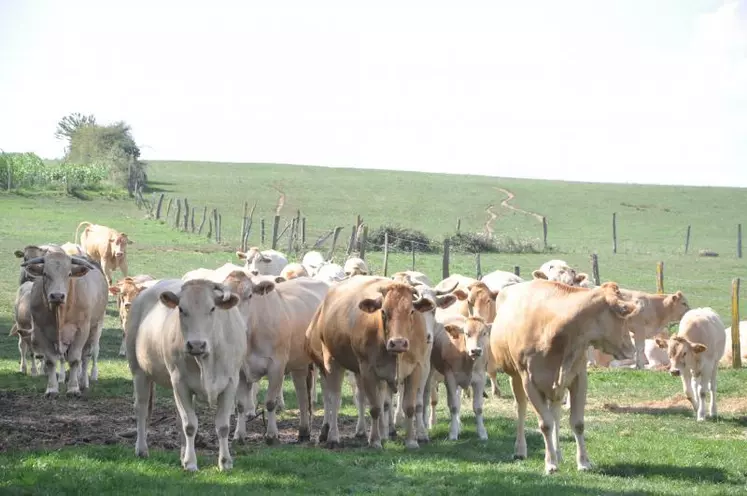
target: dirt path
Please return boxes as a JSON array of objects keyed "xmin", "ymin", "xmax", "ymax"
[
  {"xmin": 483, "ymin": 205, "xmax": 497, "ymax": 236},
  {"xmin": 271, "ymin": 183, "xmax": 286, "ymax": 216},
  {"xmin": 494, "ymin": 187, "xmax": 544, "ymax": 222}
]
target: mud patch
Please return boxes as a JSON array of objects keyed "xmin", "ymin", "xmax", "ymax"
[{"xmin": 602, "ymin": 395, "xmax": 747, "ymax": 416}]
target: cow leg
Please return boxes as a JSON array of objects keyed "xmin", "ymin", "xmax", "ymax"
[
  {"xmin": 18, "ymin": 337, "xmax": 28, "ymax": 375},
  {"xmin": 471, "ymin": 371, "xmax": 488, "ymax": 441},
  {"xmin": 487, "ymin": 351, "xmax": 501, "ymax": 397},
  {"xmin": 444, "ymin": 372, "xmax": 461, "ymax": 441},
  {"xmin": 44, "ymin": 357, "xmax": 60, "ymax": 398},
  {"xmin": 172, "ymin": 381, "xmax": 199, "ymax": 471},
  {"xmin": 379, "ymin": 382, "xmax": 391, "ymax": 443},
  {"xmin": 385, "ymin": 385, "xmax": 396, "ymax": 439},
  {"xmin": 359, "ymin": 370, "xmax": 384, "ymax": 449},
  {"xmin": 57, "ymin": 359, "xmax": 66, "ymax": 384},
  {"xmin": 523, "ymin": 378, "xmax": 559, "ymax": 474},
  {"xmin": 695, "ymin": 372, "xmax": 707, "ymax": 422},
  {"xmin": 633, "ymin": 329, "xmax": 646, "ymax": 369},
  {"xmin": 428, "ymin": 379, "xmax": 439, "ymax": 430},
  {"xmin": 263, "ymin": 362, "xmax": 286, "ymax": 445},
  {"xmin": 568, "ymin": 369, "xmax": 591, "ymax": 471},
  {"xmin": 402, "ymin": 370, "xmax": 420, "ymax": 449},
  {"xmin": 709, "ymin": 366, "xmax": 718, "ymax": 419},
  {"xmin": 119, "ymin": 335, "xmax": 127, "ymax": 357},
  {"xmin": 290, "ymin": 367, "xmax": 311, "ymax": 442},
  {"xmin": 133, "ymin": 372, "xmax": 151, "ymax": 458},
  {"xmin": 65, "ymin": 343, "xmax": 85, "ymax": 397},
  {"xmin": 29, "ymin": 347, "xmax": 39, "ymax": 377},
  {"xmin": 394, "ymin": 378, "xmax": 406, "ymax": 428},
  {"xmin": 680, "ymin": 369, "xmax": 697, "ymax": 413},
  {"xmin": 551, "ymin": 398, "xmax": 563, "ymax": 463},
  {"xmin": 508, "ymin": 374, "xmax": 528, "ymax": 460},
  {"xmin": 321, "ymin": 362, "xmax": 344, "ymax": 448},
  {"xmin": 353, "ymin": 373, "xmax": 367, "ymax": 438},
  {"xmin": 415, "ymin": 368, "xmax": 429, "ymax": 443},
  {"xmin": 247, "ymin": 381, "xmax": 260, "ymax": 418},
  {"xmin": 215, "ymin": 383, "xmax": 237, "ymax": 471},
  {"xmin": 232, "ymin": 373, "xmax": 252, "ymax": 442}
]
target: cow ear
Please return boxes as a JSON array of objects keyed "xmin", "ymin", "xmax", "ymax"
[
  {"xmin": 444, "ymin": 324, "xmax": 462, "ymax": 339},
  {"xmin": 453, "ymin": 289, "xmax": 468, "ymax": 301},
  {"xmin": 127, "ymin": 238, "xmax": 134, "ymax": 245},
  {"xmin": 612, "ymin": 301, "xmax": 638, "ymax": 318},
  {"xmin": 436, "ymin": 294, "xmax": 457, "ymax": 309},
  {"xmin": 215, "ymin": 293, "xmax": 240, "ymax": 310},
  {"xmin": 108, "ymin": 286, "xmax": 121, "ymax": 295},
  {"xmin": 359, "ymin": 296, "xmax": 383, "ymax": 314},
  {"xmin": 671, "ymin": 335, "xmax": 687, "ymax": 344},
  {"xmin": 532, "ymin": 270, "xmax": 548, "ymax": 280},
  {"xmin": 236, "ymin": 251, "xmax": 247, "ymax": 260},
  {"xmin": 252, "ymin": 280, "xmax": 276, "ymax": 295},
  {"xmin": 71, "ymin": 265, "xmax": 90, "ymax": 278},
  {"xmin": 25, "ymin": 264, "xmax": 44, "ymax": 277},
  {"xmin": 692, "ymin": 343, "xmax": 707, "ymax": 354},
  {"xmin": 414, "ymin": 298, "xmax": 435, "ymax": 313},
  {"xmin": 274, "ymin": 276, "xmax": 286, "ymax": 284},
  {"xmin": 655, "ymin": 337, "xmax": 668, "ymax": 349},
  {"xmin": 160, "ymin": 291, "xmax": 180, "ymax": 309},
  {"xmin": 575, "ymin": 273, "xmax": 589, "ymax": 284},
  {"xmin": 490, "ymin": 290, "xmax": 499, "ymax": 301},
  {"xmin": 14, "ymin": 250, "xmax": 24, "ymax": 258}
]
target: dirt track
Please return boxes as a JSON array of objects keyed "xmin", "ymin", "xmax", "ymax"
[{"xmin": 494, "ymin": 187, "xmax": 544, "ymax": 222}]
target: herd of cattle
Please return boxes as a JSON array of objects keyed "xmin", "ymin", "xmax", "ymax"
[{"xmin": 7, "ymin": 221, "xmax": 746, "ymax": 475}]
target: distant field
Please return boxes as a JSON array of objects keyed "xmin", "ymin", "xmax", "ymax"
[{"xmin": 1, "ymin": 161, "xmax": 747, "ymax": 494}]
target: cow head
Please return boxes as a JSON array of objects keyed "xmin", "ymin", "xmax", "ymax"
[
  {"xmin": 109, "ymin": 278, "xmax": 146, "ymax": 332},
  {"xmin": 358, "ymin": 282, "xmax": 435, "ymax": 353},
  {"xmin": 236, "ymin": 247, "xmax": 272, "ymax": 276},
  {"xmin": 111, "ymin": 233, "xmax": 132, "ymax": 259},
  {"xmin": 444, "ymin": 316, "xmax": 490, "ymax": 360},
  {"xmin": 453, "ymin": 281, "xmax": 499, "ymax": 324},
  {"xmin": 663, "ymin": 290, "xmax": 690, "ymax": 322},
  {"xmin": 344, "ymin": 257, "xmax": 369, "ymax": 277},
  {"xmin": 655, "ymin": 335, "xmax": 706, "ymax": 377},
  {"xmin": 392, "ymin": 276, "xmax": 459, "ymax": 345},
  {"xmin": 159, "ymin": 280, "xmax": 239, "ymax": 358},
  {"xmin": 22, "ymin": 252, "xmax": 96, "ymax": 308},
  {"xmin": 533, "ymin": 259, "xmax": 589, "ymax": 287},
  {"xmin": 589, "ymin": 282, "xmax": 641, "ymax": 360}
]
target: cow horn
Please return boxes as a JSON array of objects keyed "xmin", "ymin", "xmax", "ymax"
[
  {"xmin": 434, "ymin": 280, "xmax": 459, "ymax": 296},
  {"xmin": 70, "ymin": 256, "xmax": 97, "ymax": 270},
  {"xmin": 20, "ymin": 256, "xmax": 45, "ymax": 267}
]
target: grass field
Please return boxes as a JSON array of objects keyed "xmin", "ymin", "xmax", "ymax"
[{"xmin": 1, "ymin": 160, "xmax": 746, "ymax": 495}]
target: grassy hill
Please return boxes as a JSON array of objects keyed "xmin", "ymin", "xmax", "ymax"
[{"xmin": 1, "ymin": 161, "xmax": 747, "ymax": 494}]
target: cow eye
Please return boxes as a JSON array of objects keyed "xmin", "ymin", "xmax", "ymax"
[
  {"xmin": 410, "ymin": 309, "xmax": 414, "ymax": 315},
  {"xmin": 178, "ymin": 307, "xmax": 185, "ymax": 314},
  {"xmin": 210, "ymin": 307, "xmax": 216, "ymax": 313}
]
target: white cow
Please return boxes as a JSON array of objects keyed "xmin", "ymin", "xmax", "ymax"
[
  {"xmin": 343, "ymin": 257, "xmax": 369, "ymax": 277},
  {"xmin": 313, "ymin": 263, "xmax": 347, "ymax": 285},
  {"xmin": 301, "ymin": 250, "xmax": 327, "ymax": 277},
  {"xmin": 532, "ymin": 259, "xmax": 593, "ymax": 288},
  {"xmin": 480, "ymin": 269, "xmax": 524, "ymax": 292},
  {"xmin": 126, "ymin": 278, "xmax": 247, "ymax": 471},
  {"xmin": 236, "ymin": 247, "xmax": 288, "ymax": 276},
  {"xmin": 722, "ymin": 320, "xmax": 747, "ymax": 366}
]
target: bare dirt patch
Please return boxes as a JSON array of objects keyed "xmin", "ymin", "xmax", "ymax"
[
  {"xmin": 0, "ymin": 391, "xmax": 371, "ymax": 454},
  {"xmin": 483, "ymin": 205, "xmax": 497, "ymax": 236},
  {"xmin": 271, "ymin": 182, "xmax": 286, "ymax": 216},
  {"xmin": 494, "ymin": 187, "xmax": 544, "ymax": 223},
  {"xmin": 602, "ymin": 394, "xmax": 747, "ymax": 417}
]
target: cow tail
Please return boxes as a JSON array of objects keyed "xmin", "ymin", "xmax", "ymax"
[
  {"xmin": 147, "ymin": 380, "xmax": 155, "ymax": 422},
  {"xmin": 74, "ymin": 221, "xmax": 93, "ymax": 245},
  {"xmin": 9, "ymin": 323, "xmax": 18, "ymax": 337},
  {"xmin": 305, "ymin": 363, "xmax": 314, "ymax": 419}
]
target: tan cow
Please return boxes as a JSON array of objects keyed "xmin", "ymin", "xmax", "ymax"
[
  {"xmin": 721, "ymin": 320, "xmax": 747, "ymax": 366},
  {"xmin": 656, "ymin": 307, "xmax": 726, "ymax": 421},
  {"xmin": 427, "ymin": 314, "xmax": 491, "ymax": 440},
  {"xmin": 75, "ymin": 221, "xmax": 132, "ymax": 284},
  {"xmin": 532, "ymin": 259, "xmax": 592, "ymax": 288},
  {"xmin": 221, "ymin": 271, "xmax": 329, "ymax": 444},
  {"xmin": 14, "ymin": 244, "xmax": 65, "ymax": 285},
  {"xmin": 108, "ymin": 275, "xmax": 157, "ymax": 356},
  {"xmin": 10, "ymin": 281, "xmax": 40, "ymax": 376},
  {"xmin": 235, "ymin": 247, "xmax": 288, "ymax": 276},
  {"xmin": 21, "ymin": 252, "xmax": 109, "ymax": 396},
  {"xmin": 305, "ymin": 277, "xmax": 434, "ymax": 449},
  {"xmin": 343, "ymin": 257, "xmax": 369, "ymax": 277},
  {"xmin": 489, "ymin": 280, "xmax": 639, "ymax": 474},
  {"xmin": 280, "ymin": 263, "xmax": 309, "ymax": 280},
  {"xmin": 126, "ymin": 278, "xmax": 246, "ymax": 472},
  {"xmin": 60, "ymin": 242, "xmax": 85, "ymax": 256}
]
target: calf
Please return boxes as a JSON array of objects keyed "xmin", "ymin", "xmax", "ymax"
[
  {"xmin": 532, "ymin": 259, "xmax": 592, "ymax": 288},
  {"xmin": 236, "ymin": 247, "xmax": 288, "ymax": 276},
  {"xmin": 490, "ymin": 280, "xmax": 639, "ymax": 474},
  {"xmin": 108, "ymin": 275, "xmax": 156, "ymax": 356},
  {"xmin": 656, "ymin": 307, "xmax": 726, "ymax": 421},
  {"xmin": 280, "ymin": 262, "xmax": 309, "ymax": 280},
  {"xmin": 426, "ymin": 315, "xmax": 490, "ymax": 440},
  {"xmin": 126, "ymin": 279, "xmax": 247, "ymax": 472},
  {"xmin": 343, "ymin": 257, "xmax": 369, "ymax": 277},
  {"xmin": 75, "ymin": 221, "xmax": 132, "ymax": 285}
]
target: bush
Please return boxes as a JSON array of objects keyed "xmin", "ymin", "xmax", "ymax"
[
  {"xmin": 0, "ymin": 152, "xmax": 108, "ymax": 193},
  {"xmin": 367, "ymin": 224, "xmax": 437, "ymax": 253},
  {"xmin": 447, "ymin": 232, "xmax": 546, "ymax": 254}
]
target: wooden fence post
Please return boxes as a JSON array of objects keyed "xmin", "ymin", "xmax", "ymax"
[
  {"xmin": 411, "ymin": 245, "xmax": 415, "ymax": 271},
  {"xmin": 190, "ymin": 207, "xmax": 196, "ymax": 232},
  {"xmin": 261, "ymin": 219, "xmax": 265, "ymax": 246},
  {"xmin": 241, "ymin": 202, "xmax": 249, "ymax": 249},
  {"xmin": 383, "ymin": 232, "xmax": 389, "ymax": 277},
  {"xmin": 155, "ymin": 193, "xmax": 165, "ymax": 219},
  {"xmin": 327, "ymin": 226, "xmax": 344, "ymax": 260},
  {"xmin": 542, "ymin": 216, "xmax": 548, "ymax": 250},
  {"xmin": 359, "ymin": 225, "xmax": 369, "ymax": 260},
  {"xmin": 217, "ymin": 213, "xmax": 222, "ymax": 244},
  {"xmin": 656, "ymin": 261, "xmax": 664, "ymax": 294},
  {"xmin": 287, "ymin": 218, "xmax": 297, "ymax": 253},
  {"xmin": 302, "ymin": 217, "xmax": 306, "ymax": 245},
  {"xmin": 346, "ymin": 226, "xmax": 356, "ymax": 255},
  {"xmin": 685, "ymin": 225, "xmax": 691, "ymax": 254},
  {"xmin": 612, "ymin": 212, "xmax": 617, "ymax": 254},
  {"xmin": 442, "ymin": 239, "xmax": 450, "ymax": 280},
  {"xmin": 174, "ymin": 199, "xmax": 182, "ymax": 229},
  {"xmin": 738, "ymin": 224, "xmax": 743, "ymax": 258},
  {"xmin": 198, "ymin": 206, "xmax": 207, "ymax": 234},
  {"xmin": 207, "ymin": 217, "xmax": 213, "ymax": 239},
  {"xmin": 271, "ymin": 215, "xmax": 280, "ymax": 249},
  {"xmin": 590, "ymin": 253, "xmax": 600, "ymax": 286},
  {"xmin": 456, "ymin": 218, "xmax": 461, "ymax": 234},
  {"xmin": 212, "ymin": 209, "xmax": 219, "ymax": 242},
  {"xmin": 514, "ymin": 266, "xmax": 520, "ymax": 277},
  {"xmin": 165, "ymin": 197, "xmax": 173, "ymax": 218},
  {"xmin": 476, "ymin": 252, "xmax": 482, "ymax": 280},
  {"xmin": 732, "ymin": 278, "xmax": 741, "ymax": 369},
  {"xmin": 183, "ymin": 198, "xmax": 189, "ymax": 231}
]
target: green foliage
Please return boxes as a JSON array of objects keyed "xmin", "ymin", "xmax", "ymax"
[
  {"xmin": 54, "ymin": 112, "xmax": 97, "ymax": 144},
  {"xmin": 0, "ymin": 152, "xmax": 46, "ymax": 189},
  {"xmin": 367, "ymin": 224, "xmax": 437, "ymax": 253},
  {"xmin": 0, "ymin": 151, "xmax": 107, "ymax": 192},
  {"xmin": 447, "ymin": 232, "xmax": 547, "ymax": 254}
]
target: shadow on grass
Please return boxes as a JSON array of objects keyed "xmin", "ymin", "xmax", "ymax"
[
  {"xmin": 602, "ymin": 403, "xmax": 747, "ymax": 427},
  {"xmin": 144, "ymin": 181, "xmax": 176, "ymax": 193},
  {"xmin": 598, "ymin": 462, "xmax": 734, "ymax": 484}
]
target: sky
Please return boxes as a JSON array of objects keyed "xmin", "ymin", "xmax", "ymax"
[{"xmin": 1, "ymin": 0, "xmax": 745, "ymax": 187}]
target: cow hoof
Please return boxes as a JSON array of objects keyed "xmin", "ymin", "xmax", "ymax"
[
  {"xmin": 417, "ymin": 436, "xmax": 430, "ymax": 444},
  {"xmin": 67, "ymin": 389, "xmax": 82, "ymax": 397},
  {"xmin": 577, "ymin": 461, "xmax": 592, "ymax": 471},
  {"xmin": 183, "ymin": 463, "xmax": 198, "ymax": 472},
  {"xmin": 319, "ymin": 424, "xmax": 330, "ymax": 443},
  {"xmin": 513, "ymin": 454, "xmax": 526, "ymax": 461},
  {"xmin": 404, "ymin": 440, "xmax": 419, "ymax": 450},
  {"xmin": 136, "ymin": 449, "xmax": 149, "ymax": 458},
  {"xmin": 298, "ymin": 433, "xmax": 311, "ymax": 443},
  {"xmin": 368, "ymin": 441, "xmax": 383, "ymax": 450},
  {"xmin": 118, "ymin": 351, "xmax": 127, "ymax": 357},
  {"xmin": 232, "ymin": 434, "xmax": 246, "ymax": 444},
  {"xmin": 354, "ymin": 431, "xmax": 366, "ymax": 439},
  {"xmin": 45, "ymin": 391, "xmax": 58, "ymax": 399},
  {"xmin": 545, "ymin": 464, "xmax": 559, "ymax": 475},
  {"xmin": 388, "ymin": 429, "xmax": 397, "ymax": 440},
  {"xmin": 265, "ymin": 436, "xmax": 279, "ymax": 446},
  {"xmin": 325, "ymin": 440, "xmax": 341, "ymax": 450},
  {"xmin": 219, "ymin": 457, "xmax": 233, "ymax": 471}
]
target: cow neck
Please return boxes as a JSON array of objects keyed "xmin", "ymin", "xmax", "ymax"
[
  {"xmin": 192, "ymin": 352, "xmax": 220, "ymax": 408},
  {"xmin": 41, "ymin": 275, "xmax": 76, "ymax": 352}
]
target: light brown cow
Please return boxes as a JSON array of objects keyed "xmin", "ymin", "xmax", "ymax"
[
  {"xmin": 22, "ymin": 251, "xmax": 109, "ymax": 396},
  {"xmin": 591, "ymin": 289, "xmax": 690, "ymax": 369},
  {"xmin": 235, "ymin": 247, "xmax": 288, "ymax": 276},
  {"xmin": 10, "ymin": 281, "xmax": 40, "ymax": 376},
  {"xmin": 305, "ymin": 276, "xmax": 433, "ymax": 450},
  {"xmin": 75, "ymin": 221, "xmax": 132, "ymax": 284},
  {"xmin": 126, "ymin": 278, "xmax": 247, "ymax": 472},
  {"xmin": 532, "ymin": 259, "xmax": 592, "ymax": 288},
  {"xmin": 343, "ymin": 257, "xmax": 369, "ymax": 277},
  {"xmin": 656, "ymin": 307, "xmax": 726, "ymax": 421},
  {"xmin": 60, "ymin": 242, "xmax": 85, "ymax": 257},
  {"xmin": 280, "ymin": 263, "xmax": 309, "ymax": 280},
  {"xmin": 222, "ymin": 271, "xmax": 330, "ymax": 444},
  {"xmin": 427, "ymin": 314, "xmax": 491, "ymax": 440},
  {"xmin": 489, "ymin": 280, "xmax": 639, "ymax": 474},
  {"xmin": 108, "ymin": 275, "xmax": 157, "ymax": 356}
]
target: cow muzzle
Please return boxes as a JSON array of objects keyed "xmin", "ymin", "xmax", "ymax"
[
  {"xmin": 250, "ymin": 269, "xmax": 260, "ymax": 276},
  {"xmin": 115, "ymin": 252, "xmax": 124, "ymax": 258},
  {"xmin": 669, "ymin": 368, "xmax": 681, "ymax": 377},
  {"xmin": 48, "ymin": 292, "xmax": 66, "ymax": 305},
  {"xmin": 386, "ymin": 338, "xmax": 409, "ymax": 353},
  {"xmin": 186, "ymin": 340, "xmax": 208, "ymax": 357},
  {"xmin": 468, "ymin": 348, "xmax": 483, "ymax": 358}
]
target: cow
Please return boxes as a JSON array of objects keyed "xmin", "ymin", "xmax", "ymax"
[
  {"xmin": 11, "ymin": 282, "xmax": 40, "ymax": 376},
  {"xmin": 313, "ymin": 263, "xmax": 347, "ymax": 285},
  {"xmin": 75, "ymin": 221, "xmax": 132, "ymax": 285},
  {"xmin": 220, "ymin": 271, "xmax": 330, "ymax": 444},
  {"xmin": 592, "ymin": 289, "xmax": 691, "ymax": 369},
  {"xmin": 589, "ymin": 329, "xmax": 670, "ymax": 370},
  {"xmin": 126, "ymin": 278, "xmax": 247, "ymax": 472},
  {"xmin": 14, "ymin": 244, "xmax": 65, "ymax": 285},
  {"xmin": 301, "ymin": 250, "xmax": 327, "ymax": 277},
  {"xmin": 21, "ymin": 251, "xmax": 108, "ymax": 397},
  {"xmin": 60, "ymin": 242, "xmax": 85, "ymax": 257},
  {"xmin": 656, "ymin": 307, "xmax": 726, "ymax": 421},
  {"xmin": 479, "ymin": 269, "xmax": 524, "ymax": 293},
  {"xmin": 489, "ymin": 280, "xmax": 639, "ymax": 474},
  {"xmin": 392, "ymin": 271, "xmax": 432, "ymax": 287},
  {"xmin": 426, "ymin": 314, "xmax": 491, "ymax": 440},
  {"xmin": 532, "ymin": 259, "xmax": 593, "ymax": 288},
  {"xmin": 235, "ymin": 247, "xmax": 288, "ymax": 276},
  {"xmin": 108, "ymin": 275, "xmax": 157, "ymax": 356},
  {"xmin": 722, "ymin": 320, "xmax": 747, "ymax": 366},
  {"xmin": 434, "ymin": 274, "xmax": 501, "ymax": 398},
  {"xmin": 343, "ymin": 257, "xmax": 369, "ymax": 277},
  {"xmin": 305, "ymin": 276, "xmax": 434, "ymax": 450},
  {"xmin": 280, "ymin": 263, "xmax": 309, "ymax": 281}
]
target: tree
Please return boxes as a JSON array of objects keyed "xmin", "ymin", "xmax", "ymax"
[{"xmin": 55, "ymin": 113, "xmax": 97, "ymax": 144}]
